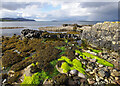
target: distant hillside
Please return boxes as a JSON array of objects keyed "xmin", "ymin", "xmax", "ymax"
[{"xmin": 0, "ymin": 18, "xmax": 35, "ymax": 21}]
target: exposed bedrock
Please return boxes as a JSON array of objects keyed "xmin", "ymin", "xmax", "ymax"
[
  {"xmin": 21, "ymin": 29, "xmax": 82, "ymax": 40},
  {"xmin": 81, "ymin": 21, "xmax": 120, "ymax": 53}
]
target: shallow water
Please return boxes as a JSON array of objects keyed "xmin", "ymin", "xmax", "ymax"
[{"xmin": 0, "ymin": 21, "xmax": 97, "ymax": 36}]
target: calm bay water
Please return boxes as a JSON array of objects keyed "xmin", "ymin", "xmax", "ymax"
[{"xmin": 0, "ymin": 21, "xmax": 98, "ymax": 36}]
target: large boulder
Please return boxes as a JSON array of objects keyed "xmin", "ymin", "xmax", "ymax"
[{"xmin": 81, "ymin": 21, "xmax": 119, "ymax": 53}]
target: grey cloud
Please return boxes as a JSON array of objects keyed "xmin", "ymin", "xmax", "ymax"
[
  {"xmin": 1, "ymin": 2, "xmax": 30, "ymax": 10},
  {"xmin": 1, "ymin": 2, "xmax": 43, "ymax": 10},
  {"xmin": 80, "ymin": 2, "xmax": 116, "ymax": 8},
  {"xmin": 87, "ymin": 2, "xmax": 118, "ymax": 21}
]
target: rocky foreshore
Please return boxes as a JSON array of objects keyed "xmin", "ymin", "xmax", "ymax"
[
  {"xmin": 38, "ymin": 24, "xmax": 92, "ymax": 32},
  {"xmin": 1, "ymin": 21, "xmax": 120, "ymax": 86},
  {"xmin": 21, "ymin": 29, "xmax": 82, "ymax": 40},
  {"xmin": 82, "ymin": 21, "xmax": 120, "ymax": 54}
]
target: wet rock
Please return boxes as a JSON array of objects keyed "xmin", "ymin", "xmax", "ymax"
[
  {"xmin": 78, "ymin": 72, "xmax": 86, "ymax": 78},
  {"xmin": 70, "ymin": 69, "xmax": 77, "ymax": 75}
]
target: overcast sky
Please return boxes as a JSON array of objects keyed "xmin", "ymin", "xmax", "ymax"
[{"xmin": 0, "ymin": 0, "xmax": 119, "ymax": 21}]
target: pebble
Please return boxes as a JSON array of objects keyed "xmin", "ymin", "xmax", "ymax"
[
  {"xmin": 2, "ymin": 79, "xmax": 7, "ymax": 83},
  {"xmin": 115, "ymin": 77, "xmax": 119, "ymax": 81},
  {"xmin": 78, "ymin": 72, "xmax": 86, "ymax": 78},
  {"xmin": 103, "ymin": 67, "xmax": 108, "ymax": 71},
  {"xmin": 98, "ymin": 64, "xmax": 103, "ymax": 67},
  {"xmin": 75, "ymin": 53, "xmax": 79, "ymax": 56},
  {"xmin": 105, "ymin": 79, "xmax": 109, "ymax": 83},
  {"xmin": 111, "ymin": 72, "xmax": 115, "ymax": 77},
  {"xmin": 93, "ymin": 68, "xmax": 97, "ymax": 74},
  {"xmin": 98, "ymin": 70, "xmax": 105, "ymax": 77},
  {"xmin": 90, "ymin": 59, "xmax": 96, "ymax": 62},
  {"xmin": 116, "ymin": 79, "xmax": 120, "ymax": 85},
  {"xmin": 70, "ymin": 69, "xmax": 77, "ymax": 75},
  {"xmin": 87, "ymin": 79, "xmax": 95, "ymax": 84},
  {"xmin": 95, "ymin": 75, "xmax": 100, "ymax": 82},
  {"xmin": 89, "ymin": 71, "xmax": 94, "ymax": 74},
  {"xmin": 86, "ymin": 69, "xmax": 91, "ymax": 72},
  {"xmin": 108, "ymin": 67, "xmax": 113, "ymax": 70},
  {"xmin": 111, "ymin": 80, "xmax": 116, "ymax": 84}
]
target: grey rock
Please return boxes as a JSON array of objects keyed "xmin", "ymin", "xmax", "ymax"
[
  {"xmin": 87, "ymin": 79, "xmax": 95, "ymax": 84},
  {"xmin": 78, "ymin": 72, "xmax": 86, "ymax": 78},
  {"xmin": 70, "ymin": 69, "xmax": 77, "ymax": 75},
  {"xmin": 90, "ymin": 59, "xmax": 96, "ymax": 63},
  {"xmin": 86, "ymin": 69, "xmax": 91, "ymax": 72},
  {"xmin": 98, "ymin": 64, "xmax": 103, "ymax": 67},
  {"xmin": 98, "ymin": 70, "xmax": 105, "ymax": 77}
]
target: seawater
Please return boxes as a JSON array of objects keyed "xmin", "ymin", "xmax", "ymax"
[{"xmin": 0, "ymin": 21, "xmax": 97, "ymax": 36}]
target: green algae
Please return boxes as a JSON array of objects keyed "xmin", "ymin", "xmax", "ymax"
[
  {"xmin": 21, "ymin": 71, "xmax": 48, "ymax": 86},
  {"xmin": 72, "ymin": 59, "xmax": 85, "ymax": 74},
  {"xmin": 55, "ymin": 46, "xmax": 67, "ymax": 51},
  {"xmin": 75, "ymin": 49, "xmax": 113, "ymax": 67},
  {"xmin": 75, "ymin": 50, "xmax": 87, "ymax": 59},
  {"xmin": 58, "ymin": 56, "xmax": 85, "ymax": 74},
  {"xmin": 82, "ymin": 52, "xmax": 113, "ymax": 67},
  {"xmin": 89, "ymin": 48, "xmax": 102, "ymax": 53},
  {"xmin": 58, "ymin": 56, "xmax": 72, "ymax": 64},
  {"xmin": 61, "ymin": 62, "xmax": 71, "ymax": 73}
]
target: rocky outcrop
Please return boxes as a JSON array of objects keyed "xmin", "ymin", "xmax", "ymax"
[
  {"xmin": 21, "ymin": 29, "xmax": 81, "ymax": 40},
  {"xmin": 81, "ymin": 22, "xmax": 120, "ymax": 53}
]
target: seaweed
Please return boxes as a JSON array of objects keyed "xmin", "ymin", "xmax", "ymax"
[
  {"xmin": 89, "ymin": 47, "xmax": 102, "ymax": 53},
  {"xmin": 61, "ymin": 62, "xmax": 71, "ymax": 73},
  {"xmin": 58, "ymin": 56, "xmax": 72, "ymax": 64},
  {"xmin": 52, "ymin": 73, "xmax": 68, "ymax": 85},
  {"xmin": 72, "ymin": 59, "xmax": 85, "ymax": 74},
  {"xmin": 10, "ymin": 57, "xmax": 32, "ymax": 72},
  {"xmin": 21, "ymin": 72, "xmax": 46, "ymax": 86},
  {"xmin": 58, "ymin": 56, "xmax": 85, "ymax": 74},
  {"xmin": 82, "ymin": 52, "xmax": 114, "ymax": 67},
  {"xmin": 2, "ymin": 50, "xmax": 23, "ymax": 68},
  {"xmin": 55, "ymin": 46, "xmax": 67, "ymax": 51}
]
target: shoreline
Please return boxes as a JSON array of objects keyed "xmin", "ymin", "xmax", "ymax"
[
  {"xmin": 1, "ymin": 21, "xmax": 120, "ymax": 86},
  {"xmin": 0, "ymin": 27, "xmax": 25, "ymax": 29}
]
